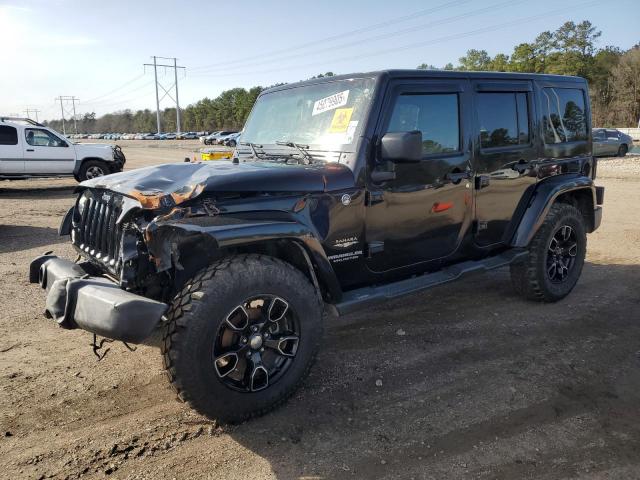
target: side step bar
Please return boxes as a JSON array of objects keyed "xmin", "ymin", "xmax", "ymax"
[{"xmin": 335, "ymin": 249, "xmax": 528, "ymax": 315}]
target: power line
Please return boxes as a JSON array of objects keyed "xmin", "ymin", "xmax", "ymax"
[
  {"xmin": 144, "ymin": 56, "xmax": 185, "ymax": 134},
  {"xmin": 82, "ymin": 81, "xmax": 154, "ymax": 106},
  {"xmin": 191, "ymin": 0, "xmax": 600, "ymax": 79},
  {"xmin": 191, "ymin": 0, "xmax": 525, "ymax": 76},
  {"xmin": 24, "ymin": 108, "xmax": 41, "ymax": 122},
  {"xmin": 83, "ymin": 74, "xmax": 146, "ymax": 104},
  {"xmin": 190, "ymin": 0, "xmax": 473, "ymax": 72}
]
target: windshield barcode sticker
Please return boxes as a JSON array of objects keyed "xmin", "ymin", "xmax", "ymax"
[{"xmin": 312, "ymin": 90, "xmax": 350, "ymax": 116}]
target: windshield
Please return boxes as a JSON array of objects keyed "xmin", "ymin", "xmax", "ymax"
[{"xmin": 242, "ymin": 78, "xmax": 375, "ymax": 152}]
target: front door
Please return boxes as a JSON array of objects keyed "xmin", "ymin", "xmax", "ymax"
[
  {"xmin": 365, "ymin": 80, "xmax": 473, "ymax": 273},
  {"xmin": 23, "ymin": 128, "xmax": 75, "ymax": 174},
  {"xmin": 472, "ymin": 81, "xmax": 539, "ymax": 246}
]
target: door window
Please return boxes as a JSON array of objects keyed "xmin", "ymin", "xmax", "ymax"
[
  {"xmin": 25, "ymin": 129, "xmax": 66, "ymax": 147},
  {"xmin": 605, "ymin": 129, "xmax": 620, "ymax": 139},
  {"xmin": 593, "ymin": 130, "xmax": 606, "ymax": 141},
  {"xmin": 387, "ymin": 93, "xmax": 460, "ymax": 155},
  {"xmin": 0, "ymin": 125, "xmax": 18, "ymax": 145},
  {"xmin": 541, "ymin": 88, "xmax": 588, "ymax": 144},
  {"xmin": 477, "ymin": 92, "xmax": 529, "ymax": 148}
]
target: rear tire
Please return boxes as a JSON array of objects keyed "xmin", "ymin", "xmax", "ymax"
[
  {"xmin": 510, "ymin": 203, "xmax": 586, "ymax": 302},
  {"xmin": 618, "ymin": 144, "xmax": 628, "ymax": 157},
  {"xmin": 77, "ymin": 159, "xmax": 109, "ymax": 182},
  {"xmin": 162, "ymin": 254, "xmax": 323, "ymax": 423}
]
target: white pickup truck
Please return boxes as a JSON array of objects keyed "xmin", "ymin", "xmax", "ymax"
[{"xmin": 0, "ymin": 117, "xmax": 125, "ymax": 182}]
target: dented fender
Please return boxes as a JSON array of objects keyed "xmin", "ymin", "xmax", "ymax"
[{"xmin": 144, "ymin": 209, "xmax": 343, "ymax": 302}]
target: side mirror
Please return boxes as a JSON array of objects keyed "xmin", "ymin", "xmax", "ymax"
[
  {"xmin": 61, "ymin": 141, "xmax": 68, "ymax": 147},
  {"xmin": 380, "ymin": 131, "xmax": 423, "ymax": 162}
]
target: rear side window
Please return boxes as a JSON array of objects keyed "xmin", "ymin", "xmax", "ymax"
[
  {"xmin": 0, "ymin": 125, "xmax": 18, "ymax": 145},
  {"xmin": 387, "ymin": 93, "xmax": 460, "ymax": 155},
  {"xmin": 605, "ymin": 129, "xmax": 619, "ymax": 138},
  {"xmin": 541, "ymin": 87, "xmax": 588, "ymax": 144},
  {"xmin": 477, "ymin": 92, "xmax": 529, "ymax": 148}
]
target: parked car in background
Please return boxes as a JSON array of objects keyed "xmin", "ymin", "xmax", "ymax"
[
  {"xmin": 222, "ymin": 132, "xmax": 242, "ymax": 147},
  {"xmin": 205, "ymin": 130, "xmax": 237, "ymax": 145},
  {"xmin": 142, "ymin": 133, "xmax": 160, "ymax": 140},
  {"xmin": 176, "ymin": 131, "xmax": 199, "ymax": 140},
  {"xmin": 200, "ymin": 131, "xmax": 220, "ymax": 144},
  {"xmin": 0, "ymin": 117, "xmax": 125, "ymax": 181},
  {"xmin": 161, "ymin": 133, "xmax": 177, "ymax": 140},
  {"xmin": 592, "ymin": 128, "xmax": 633, "ymax": 157}
]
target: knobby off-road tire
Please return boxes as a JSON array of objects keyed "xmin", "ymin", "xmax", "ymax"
[
  {"xmin": 510, "ymin": 203, "xmax": 587, "ymax": 302},
  {"xmin": 162, "ymin": 254, "xmax": 323, "ymax": 423}
]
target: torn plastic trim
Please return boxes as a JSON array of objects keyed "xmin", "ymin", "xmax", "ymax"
[{"xmin": 31, "ymin": 255, "xmax": 167, "ymax": 343}]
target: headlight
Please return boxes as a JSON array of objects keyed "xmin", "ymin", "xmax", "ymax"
[
  {"xmin": 129, "ymin": 183, "xmax": 205, "ymax": 209},
  {"xmin": 77, "ymin": 191, "xmax": 90, "ymax": 215}
]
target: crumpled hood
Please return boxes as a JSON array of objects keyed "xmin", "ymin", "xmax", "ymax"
[{"xmin": 81, "ymin": 160, "xmax": 355, "ymax": 196}]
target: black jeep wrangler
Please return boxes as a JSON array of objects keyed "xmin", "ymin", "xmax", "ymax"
[{"xmin": 30, "ymin": 70, "xmax": 604, "ymax": 422}]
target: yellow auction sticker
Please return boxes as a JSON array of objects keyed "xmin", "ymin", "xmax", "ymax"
[{"xmin": 329, "ymin": 108, "xmax": 354, "ymax": 133}]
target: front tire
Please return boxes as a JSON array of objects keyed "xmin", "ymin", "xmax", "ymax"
[
  {"xmin": 510, "ymin": 203, "xmax": 587, "ymax": 302},
  {"xmin": 162, "ymin": 254, "xmax": 323, "ymax": 423},
  {"xmin": 77, "ymin": 159, "xmax": 109, "ymax": 181}
]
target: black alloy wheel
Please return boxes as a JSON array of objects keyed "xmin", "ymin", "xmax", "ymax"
[
  {"xmin": 213, "ymin": 295, "xmax": 300, "ymax": 392},
  {"xmin": 546, "ymin": 225, "xmax": 578, "ymax": 283}
]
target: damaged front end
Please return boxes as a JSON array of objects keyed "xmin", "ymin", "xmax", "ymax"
[
  {"xmin": 30, "ymin": 159, "xmax": 351, "ymax": 343},
  {"xmin": 29, "ymin": 183, "xmax": 207, "ymax": 344}
]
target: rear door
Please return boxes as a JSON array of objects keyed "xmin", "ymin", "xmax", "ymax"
[
  {"xmin": 0, "ymin": 124, "xmax": 24, "ymax": 174},
  {"xmin": 471, "ymin": 80, "xmax": 539, "ymax": 246},
  {"xmin": 23, "ymin": 128, "xmax": 75, "ymax": 174}
]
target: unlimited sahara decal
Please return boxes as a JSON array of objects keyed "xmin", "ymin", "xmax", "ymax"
[{"xmin": 328, "ymin": 250, "xmax": 363, "ymax": 263}]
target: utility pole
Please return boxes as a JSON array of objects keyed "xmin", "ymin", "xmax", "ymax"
[
  {"xmin": 152, "ymin": 56, "xmax": 161, "ymax": 134},
  {"xmin": 56, "ymin": 97, "xmax": 66, "ymax": 134},
  {"xmin": 24, "ymin": 108, "xmax": 41, "ymax": 122},
  {"xmin": 144, "ymin": 56, "xmax": 185, "ymax": 134},
  {"xmin": 54, "ymin": 96, "xmax": 80, "ymax": 134},
  {"xmin": 174, "ymin": 57, "xmax": 181, "ymax": 134}
]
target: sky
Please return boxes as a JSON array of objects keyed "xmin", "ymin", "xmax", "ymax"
[{"xmin": 1, "ymin": 0, "xmax": 638, "ymax": 122}]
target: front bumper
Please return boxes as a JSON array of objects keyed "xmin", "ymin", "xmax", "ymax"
[{"xmin": 29, "ymin": 255, "xmax": 167, "ymax": 343}]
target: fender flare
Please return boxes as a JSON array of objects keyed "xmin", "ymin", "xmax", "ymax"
[
  {"xmin": 73, "ymin": 157, "xmax": 115, "ymax": 176},
  {"xmin": 509, "ymin": 174, "xmax": 596, "ymax": 248},
  {"xmin": 145, "ymin": 216, "xmax": 343, "ymax": 302}
]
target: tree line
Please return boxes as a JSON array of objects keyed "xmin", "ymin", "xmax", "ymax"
[
  {"xmin": 43, "ymin": 21, "xmax": 638, "ymax": 133},
  {"xmin": 418, "ymin": 21, "xmax": 639, "ymax": 127},
  {"xmin": 43, "ymin": 87, "xmax": 264, "ymax": 134}
]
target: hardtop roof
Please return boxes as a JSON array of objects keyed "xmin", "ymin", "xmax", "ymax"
[{"xmin": 261, "ymin": 69, "xmax": 586, "ymax": 95}]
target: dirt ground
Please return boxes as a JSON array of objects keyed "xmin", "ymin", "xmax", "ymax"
[{"xmin": 1, "ymin": 141, "xmax": 639, "ymax": 480}]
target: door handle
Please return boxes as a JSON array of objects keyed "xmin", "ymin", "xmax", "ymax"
[
  {"xmin": 26, "ymin": 148, "xmax": 34, "ymax": 152},
  {"xmin": 445, "ymin": 170, "xmax": 470, "ymax": 184}
]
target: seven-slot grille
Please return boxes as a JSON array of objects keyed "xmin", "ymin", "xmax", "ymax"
[{"xmin": 74, "ymin": 190, "xmax": 123, "ymax": 268}]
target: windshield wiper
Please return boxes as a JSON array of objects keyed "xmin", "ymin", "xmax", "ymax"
[
  {"xmin": 238, "ymin": 141, "xmax": 270, "ymax": 159},
  {"xmin": 276, "ymin": 141, "xmax": 314, "ymax": 165}
]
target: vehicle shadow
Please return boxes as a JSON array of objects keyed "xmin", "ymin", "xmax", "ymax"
[
  {"xmin": 224, "ymin": 261, "xmax": 640, "ymax": 479},
  {"xmin": 0, "ymin": 184, "xmax": 76, "ymax": 200},
  {"xmin": 0, "ymin": 225, "xmax": 66, "ymax": 254}
]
